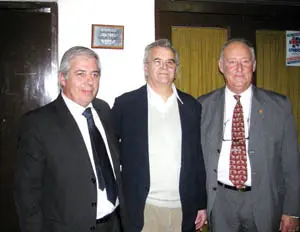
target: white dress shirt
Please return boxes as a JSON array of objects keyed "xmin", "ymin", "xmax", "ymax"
[
  {"xmin": 218, "ymin": 86, "xmax": 252, "ymax": 186},
  {"xmin": 62, "ymin": 93, "xmax": 118, "ymax": 219}
]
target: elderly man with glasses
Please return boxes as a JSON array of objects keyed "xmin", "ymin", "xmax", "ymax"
[
  {"xmin": 112, "ymin": 39, "xmax": 207, "ymax": 232},
  {"xmin": 198, "ymin": 38, "xmax": 300, "ymax": 232}
]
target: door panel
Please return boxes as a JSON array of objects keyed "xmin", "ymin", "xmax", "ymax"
[{"xmin": 0, "ymin": 3, "xmax": 58, "ymax": 231}]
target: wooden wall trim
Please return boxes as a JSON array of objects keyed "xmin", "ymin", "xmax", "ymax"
[
  {"xmin": 156, "ymin": 0, "xmax": 300, "ymax": 16},
  {"xmin": 171, "ymin": 0, "xmax": 300, "ymax": 7}
]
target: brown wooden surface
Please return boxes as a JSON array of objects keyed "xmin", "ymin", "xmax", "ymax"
[{"xmin": 0, "ymin": 2, "xmax": 58, "ymax": 231}]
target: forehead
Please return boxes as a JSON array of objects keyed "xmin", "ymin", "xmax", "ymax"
[
  {"xmin": 223, "ymin": 42, "xmax": 252, "ymax": 59},
  {"xmin": 149, "ymin": 46, "xmax": 175, "ymax": 59},
  {"xmin": 70, "ymin": 55, "xmax": 98, "ymax": 69}
]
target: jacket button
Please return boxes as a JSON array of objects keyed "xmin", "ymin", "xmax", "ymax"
[
  {"xmin": 91, "ymin": 177, "xmax": 96, "ymax": 183},
  {"xmin": 213, "ymin": 169, "xmax": 217, "ymax": 173},
  {"xmin": 217, "ymin": 149, "xmax": 221, "ymax": 153},
  {"xmin": 213, "ymin": 187, "xmax": 217, "ymax": 191},
  {"xmin": 90, "ymin": 226, "xmax": 95, "ymax": 231},
  {"xmin": 92, "ymin": 202, "xmax": 97, "ymax": 207}
]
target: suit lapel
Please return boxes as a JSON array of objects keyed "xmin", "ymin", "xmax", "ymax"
[
  {"xmin": 54, "ymin": 95, "xmax": 92, "ymax": 164},
  {"xmin": 177, "ymin": 95, "xmax": 190, "ymax": 142},
  {"xmin": 249, "ymin": 87, "xmax": 265, "ymax": 146},
  {"xmin": 177, "ymin": 95, "xmax": 190, "ymax": 162},
  {"xmin": 93, "ymin": 106, "xmax": 120, "ymax": 176},
  {"xmin": 207, "ymin": 89, "xmax": 225, "ymax": 154},
  {"xmin": 248, "ymin": 87, "xmax": 266, "ymax": 184},
  {"xmin": 136, "ymin": 86, "xmax": 149, "ymax": 163}
]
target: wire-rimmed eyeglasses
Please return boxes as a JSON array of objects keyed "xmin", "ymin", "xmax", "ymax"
[
  {"xmin": 222, "ymin": 118, "xmax": 250, "ymax": 142},
  {"xmin": 147, "ymin": 58, "xmax": 177, "ymax": 69}
]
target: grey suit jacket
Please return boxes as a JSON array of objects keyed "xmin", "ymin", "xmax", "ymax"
[{"xmin": 198, "ymin": 86, "xmax": 300, "ymax": 232}]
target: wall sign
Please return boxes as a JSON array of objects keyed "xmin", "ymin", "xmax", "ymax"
[
  {"xmin": 91, "ymin": 24, "xmax": 124, "ymax": 49},
  {"xmin": 286, "ymin": 31, "xmax": 300, "ymax": 66}
]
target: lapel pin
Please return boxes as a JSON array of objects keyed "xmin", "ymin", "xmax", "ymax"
[{"xmin": 258, "ymin": 109, "xmax": 263, "ymax": 114}]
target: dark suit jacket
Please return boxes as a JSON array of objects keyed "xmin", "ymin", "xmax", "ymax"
[
  {"xmin": 198, "ymin": 86, "xmax": 300, "ymax": 232},
  {"xmin": 112, "ymin": 85, "xmax": 207, "ymax": 232},
  {"xmin": 14, "ymin": 95, "xmax": 126, "ymax": 232}
]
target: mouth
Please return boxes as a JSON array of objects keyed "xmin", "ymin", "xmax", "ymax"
[
  {"xmin": 82, "ymin": 90, "xmax": 93, "ymax": 95},
  {"xmin": 158, "ymin": 72, "xmax": 169, "ymax": 76},
  {"xmin": 235, "ymin": 74, "xmax": 244, "ymax": 78}
]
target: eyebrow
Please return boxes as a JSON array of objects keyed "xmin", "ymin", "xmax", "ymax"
[
  {"xmin": 75, "ymin": 69, "xmax": 99, "ymax": 73},
  {"xmin": 153, "ymin": 58, "xmax": 176, "ymax": 62}
]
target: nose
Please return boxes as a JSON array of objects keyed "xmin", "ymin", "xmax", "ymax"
[
  {"xmin": 160, "ymin": 61, "xmax": 168, "ymax": 69},
  {"xmin": 86, "ymin": 74, "xmax": 95, "ymax": 85},
  {"xmin": 236, "ymin": 61, "xmax": 243, "ymax": 71}
]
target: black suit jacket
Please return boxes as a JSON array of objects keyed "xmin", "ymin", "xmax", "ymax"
[
  {"xmin": 112, "ymin": 85, "xmax": 207, "ymax": 232},
  {"xmin": 14, "ymin": 95, "xmax": 126, "ymax": 232}
]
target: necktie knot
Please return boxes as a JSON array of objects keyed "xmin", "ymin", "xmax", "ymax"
[
  {"xmin": 82, "ymin": 107, "xmax": 92, "ymax": 120},
  {"xmin": 234, "ymin": 95, "xmax": 241, "ymax": 101}
]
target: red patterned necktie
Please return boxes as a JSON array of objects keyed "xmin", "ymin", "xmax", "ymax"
[{"xmin": 229, "ymin": 95, "xmax": 247, "ymax": 188}]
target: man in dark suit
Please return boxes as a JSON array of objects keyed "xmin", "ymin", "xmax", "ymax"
[
  {"xmin": 112, "ymin": 39, "xmax": 207, "ymax": 232},
  {"xmin": 14, "ymin": 46, "xmax": 126, "ymax": 232},
  {"xmin": 198, "ymin": 38, "xmax": 300, "ymax": 232}
]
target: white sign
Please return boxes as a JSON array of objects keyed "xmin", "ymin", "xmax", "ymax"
[{"xmin": 286, "ymin": 31, "xmax": 300, "ymax": 66}]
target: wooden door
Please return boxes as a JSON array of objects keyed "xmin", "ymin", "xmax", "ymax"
[{"xmin": 0, "ymin": 3, "xmax": 58, "ymax": 231}]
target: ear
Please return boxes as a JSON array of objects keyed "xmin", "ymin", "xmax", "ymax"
[
  {"xmin": 252, "ymin": 60, "xmax": 257, "ymax": 72},
  {"xmin": 59, "ymin": 72, "xmax": 66, "ymax": 88},
  {"xmin": 144, "ymin": 63, "xmax": 149, "ymax": 76},
  {"xmin": 218, "ymin": 59, "xmax": 224, "ymax": 74}
]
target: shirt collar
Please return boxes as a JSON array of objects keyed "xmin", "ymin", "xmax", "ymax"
[
  {"xmin": 146, "ymin": 83, "xmax": 183, "ymax": 104},
  {"xmin": 61, "ymin": 92, "xmax": 93, "ymax": 115},
  {"xmin": 225, "ymin": 84, "xmax": 252, "ymax": 100}
]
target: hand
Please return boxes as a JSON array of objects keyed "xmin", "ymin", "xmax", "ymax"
[
  {"xmin": 280, "ymin": 214, "xmax": 299, "ymax": 232},
  {"xmin": 194, "ymin": 209, "xmax": 208, "ymax": 231}
]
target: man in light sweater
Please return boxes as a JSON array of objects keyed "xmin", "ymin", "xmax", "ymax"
[{"xmin": 112, "ymin": 39, "xmax": 207, "ymax": 232}]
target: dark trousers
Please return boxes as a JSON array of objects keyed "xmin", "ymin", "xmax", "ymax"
[{"xmin": 96, "ymin": 207, "xmax": 122, "ymax": 232}]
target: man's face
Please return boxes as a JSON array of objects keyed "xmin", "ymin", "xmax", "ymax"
[
  {"xmin": 144, "ymin": 46, "xmax": 177, "ymax": 89},
  {"xmin": 219, "ymin": 42, "xmax": 256, "ymax": 94},
  {"xmin": 59, "ymin": 55, "xmax": 100, "ymax": 107}
]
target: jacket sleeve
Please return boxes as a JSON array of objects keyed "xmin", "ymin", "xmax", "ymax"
[
  {"xmin": 281, "ymin": 98, "xmax": 300, "ymax": 217},
  {"xmin": 197, "ymin": 103, "xmax": 207, "ymax": 209},
  {"xmin": 14, "ymin": 114, "xmax": 45, "ymax": 232}
]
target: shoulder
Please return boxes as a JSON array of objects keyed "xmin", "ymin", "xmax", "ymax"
[
  {"xmin": 18, "ymin": 98, "xmax": 60, "ymax": 135},
  {"xmin": 113, "ymin": 85, "xmax": 146, "ymax": 106},
  {"xmin": 177, "ymin": 89, "xmax": 199, "ymax": 107},
  {"xmin": 254, "ymin": 87, "xmax": 296, "ymax": 122},
  {"xmin": 21, "ymin": 98, "xmax": 57, "ymax": 122},
  {"xmin": 177, "ymin": 89, "xmax": 202, "ymax": 116},
  {"xmin": 255, "ymin": 87, "xmax": 287, "ymax": 101},
  {"xmin": 254, "ymin": 87, "xmax": 290, "ymax": 109},
  {"xmin": 197, "ymin": 87, "xmax": 224, "ymax": 104},
  {"xmin": 92, "ymin": 98, "xmax": 111, "ymax": 111}
]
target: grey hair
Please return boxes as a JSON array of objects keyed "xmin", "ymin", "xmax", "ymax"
[
  {"xmin": 143, "ymin": 39, "xmax": 180, "ymax": 67},
  {"xmin": 59, "ymin": 46, "xmax": 101, "ymax": 79},
  {"xmin": 219, "ymin": 38, "xmax": 256, "ymax": 61}
]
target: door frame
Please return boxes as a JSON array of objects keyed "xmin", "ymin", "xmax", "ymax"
[{"xmin": 0, "ymin": 1, "xmax": 58, "ymax": 79}]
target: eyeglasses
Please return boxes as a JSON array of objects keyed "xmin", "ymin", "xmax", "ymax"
[
  {"xmin": 224, "ymin": 59, "xmax": 253, "ymax": 69},
  {"xmin": 148, "ymin": 58, "xmax": 176, "ymax": 69},
  {"xmin": 222, "ymin": 118, "xmax": 250, "ymax": 142}
]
